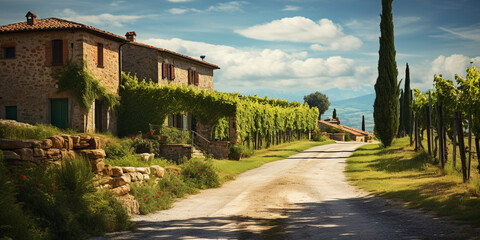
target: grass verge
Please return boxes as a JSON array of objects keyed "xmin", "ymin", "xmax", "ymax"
[
  {"xmin": 214, "ymin": 139, "xmax": 335, "ymax": 183},
  {"xmin": 346, "ymin": 137, "xmax": 480, "ymax": 226}
]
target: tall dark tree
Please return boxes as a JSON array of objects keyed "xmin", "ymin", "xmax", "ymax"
[
  {"xmin": 333, "ymin": 108, "xmax": 337, "ymax": 119},
  {"xmin": 362, "ymin": 115, "xmax": 366, "ymax": 132},
  {"xmin": 304, "ymin": 92, "xmax": 330, "ymax": 119},
  {"xmin": 403, "ymin": 63, "xmax": 412, "ymax": 135},
  {"xmin": 373, "ymin": 0, "xmax": 399, "ymax": 147},
  {"xmin": 398, "ymin": 88, "xmax": 405, "ymax": 136}
]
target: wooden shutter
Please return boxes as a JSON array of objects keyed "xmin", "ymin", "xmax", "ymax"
[
  {"xmin": 188, "ymin": 69, "xmax": 192, "ymax": 84},
  {"xmin": 97, "ymin": 43, "xmax": 104, "ymax": 67},
  {"xmin": 51, "ymin": 40, "xmax": 63, "ymax": 66},
  {"xmin": 194, "ymin": 72, "xmax": 199, "ymax": 86},
  {"xmin": 170, "ymin": 64, "xmax": 175, "ymax": 80},
  {"xmin": 162, "ymin": 63, "xmax": 166, "ymax": 79}
]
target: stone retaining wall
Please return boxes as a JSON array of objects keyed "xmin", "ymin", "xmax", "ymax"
[
  {"xmin": 158, "ymin": 144, "xmax": 192, "ymax": 161},
  {"xmin": 0, "ymin": 135, "xmax": 104, "ymax": 170},
  {"xmin": 208, "ymin": 141, "xmax": 229, "ymax": 159},
  {"xmin": 0, "ymin": 135, "xmax": 166, "ymax": 215}
]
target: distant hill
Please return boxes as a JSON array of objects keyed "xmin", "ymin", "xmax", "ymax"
[{"xmin": 325, "ymin": 93, "xmax": 375, "ymax": 133}]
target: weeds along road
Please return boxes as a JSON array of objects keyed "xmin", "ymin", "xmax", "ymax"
[{"xmin": 108, "ymin": 142, "xmax": 466, "ymax": 240}]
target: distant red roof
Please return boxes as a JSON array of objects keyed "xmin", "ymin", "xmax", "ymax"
[{"xmin": 318, "ymin": 120, "xmax": 372, "ymax": 137}]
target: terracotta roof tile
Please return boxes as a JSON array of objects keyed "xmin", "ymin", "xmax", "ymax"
[
  {"xmin": 0, "ymin": 17, "xmax": 220, "ymax": 69},
  {"xmin": 128, "ymin": 41, "xmax": 220, "ymax": 69},
  {"xmin": 0, "ymin": 17, "xmax": 126, "ymax": 41}
]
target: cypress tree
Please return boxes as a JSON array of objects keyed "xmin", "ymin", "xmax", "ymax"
[
  {"xmin": 362, "ymin": 115, "xmax": 365, "ymax": 132},
  {"xmin": 398, "ymin": 89, "xmax": 405, "ymax": 136},
  {"xmin": 373, "ymin": 0, "xmax": 399, "ymax": 147},
  {"xmin": 333, "ymin": 108, "xmax": 337, "ymax": 119},
  {"xmin": 403, "ymin": 63, "xmax": 412, "ymax": 135}
]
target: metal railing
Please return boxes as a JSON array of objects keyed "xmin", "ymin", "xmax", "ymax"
[{"xmin": 148, "ymin": 123, "xmax": 210, "ymax": 152}]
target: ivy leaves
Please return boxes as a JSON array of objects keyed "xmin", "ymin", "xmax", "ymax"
[
  {"xmin": 52, "ymin": 61, "xmax": 119, "ymax": 112},
  {"xmin": 118, "ymin": 73, "xmax": 319, "ymax": 142}
]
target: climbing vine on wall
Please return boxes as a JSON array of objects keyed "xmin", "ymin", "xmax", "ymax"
[
  {"xmin": 118, "ymin": 73, "xmax": 319, "ymax": 149},
  {"xmin": 51, "ymin": 61, "xmax": 119, "ymax": 112}
]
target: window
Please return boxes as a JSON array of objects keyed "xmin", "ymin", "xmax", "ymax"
[
  {"xmin": 5, "ymin": 106, "xmax": 17, "ymax": 120},
  {"xmin": 2, "ymin": 47, "xmax": 15, "ymax": 59},
  {"xmin": 162, "ymin": 63, "xmax": 175, "ymax": 80},
  {"xmin": 97, "ymin": 43, "xmax": 104, "ymax": 67},
  {"xmin": 51, "ymin": 40, "xmax": 63, "ymax": 66},
  {"xmin": 188, "ymin": 69, "xmax": 199, "ymax": 86}
]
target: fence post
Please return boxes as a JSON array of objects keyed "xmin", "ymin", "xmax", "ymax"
[
  {"xmin": 455, "ymin": 112, "xmax": 468, "ymax": 183},
  {"xmin": 453, "ymin": 117, "xmax": 457, "ymax": 168},
  {"xmin": 468, "ymin": 113, "xmax": 472, "ymax": 180}
]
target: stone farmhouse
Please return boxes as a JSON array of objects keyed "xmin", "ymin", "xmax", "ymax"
[
  {"xmin": 121, "ymin": 32, "xmax": 219, "ymax": 131},
  {"xmin": 0, "ymin": 12, "xmax": 219, "ymax": 134}
]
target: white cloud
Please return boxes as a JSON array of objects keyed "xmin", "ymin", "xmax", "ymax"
[
  {"xmin": 206, "ymin": 1, "xmax": 247, "ymax": 12},
  {"xmin": 437, "ymin": 26, "xmax": 480, "ymax": 41},
  {"xmin": 57, "ymin": 9, "xmax": 144, "ymax": 27},
  {"xmin": 167, "ymin": 1, "xmax": 246, "ymax": 15},
  {"xmin": 235, "ymin": 17, "xmax": 362, "ymax": 51},
  {"xmin": 140, "ymin": 37, "xmax": 374, "ymax": 92},
  {"xmin": 167, "ymin": 8, "xmax": 201, "ymax": 14},
  {"xmin": 282, "ymin": 5, "xmax": 300, "ymax": 11},
  {"xmin": 430, "ymin": 54, "xmax": 480, "ymax": 80},
  {"xmin": 109, "ymin": 1, "xmax": 125, "ymax": 7}
]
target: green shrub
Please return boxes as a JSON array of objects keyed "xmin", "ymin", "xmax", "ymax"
[
  {"xmin": 0, "ymin": 151, "xmax": 42, "ymax": 240},
  {"xmin": 181, "ymin": 158, "xmax": 220, "ymax": 189},
  {"xmin": 154, "ymin": 127, "xmax": 191, "ymax": 144},
  {"xmin": 10, "ymin": 158, "xmax": 131, "ymax": 239},
  {"xmin": 228, "ymin": 144, "xmax": 244, "ymax": 160},
  {"xmin": 130, "ymin": 178, "xmax": 175, "ymax": 215},
  {"xmin": 104, "ymin": 141, "xmax": 134, "ymax": 159},
  {"xmin": 104, "ymin": 154, "xmax": 171, "ymax": 168},
  {"xmin": 0, "ymin": 123, "xmax": 76, "ymax": 140},
  {"xmin": 345, "ymin": 132, "xmax": 351, "ymax": 141},
  {"xmin": 131, "ymin": 138, "xmax": 159, "ymax": 154},
  {"xmin": 312, "ymin": 134, "xmax": 328, "ymax": 142}
]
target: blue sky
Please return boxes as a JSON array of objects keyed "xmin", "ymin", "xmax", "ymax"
[{"xmin": 1, "ymin": 0, "xmax": 480, "ymax": 102}]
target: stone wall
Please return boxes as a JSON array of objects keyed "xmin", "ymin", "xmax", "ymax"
[
  {"xmin": 122, "ymin": 43, "xmax": 215, "ymax": 91},
  {"xmin": 158, "ymin": 144, "xmax": 192, "ymax": 161},
  {"xmin": 329, "ymin": 133, "xmax": 345, "ymax": 141},
  {"xmin": 0, "ymin": 135, "xmax": 104, "ymax": 168},
  {"xmin": 0, "ymin": 31, "xmax": 120, "ymax": 133},
  {"xmin": 207, "ymin": 141, "xmax": 229, "ymax": 159},
  {"xmin": 121, "ymin": 43, "xmax": 158, "ymax": 82},
  {"xmin": 0, "ymin": 134, "xmax": 166, "ymax": 215}
]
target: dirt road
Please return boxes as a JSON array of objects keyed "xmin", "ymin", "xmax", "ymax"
[{"xmin": 108, "ymin": 142, "xmax": 471, "ymax": 239}]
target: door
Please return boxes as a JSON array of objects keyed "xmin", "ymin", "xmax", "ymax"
[
  {"xmin": 95, "ymin": 100, "xmax": 103, "ymax": 132},
  {"xmin": 51, "ymin": 99, "xmax": 68, "ymax": 129},
  {"xmin": 5, "ymin": 106, "xmax": 17, "ymax": 120}
]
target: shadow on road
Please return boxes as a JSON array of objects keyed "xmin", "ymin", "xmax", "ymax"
[{"xmin": 107, "ymin": 196, "xmax": 465, "ymax": 240}]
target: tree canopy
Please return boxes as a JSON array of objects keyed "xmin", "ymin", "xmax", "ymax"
[{"xmin": 304, "ymin": 92, "xmax": 330, "ymax": 119}]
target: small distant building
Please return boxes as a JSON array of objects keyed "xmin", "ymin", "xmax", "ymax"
[
  {"xmin": 323, "ymin": 117, "xmax": 340, "ymax": 125},
  {"xmin": 318, "ymin": 120, "xmax": 372, "ymax": 142}
]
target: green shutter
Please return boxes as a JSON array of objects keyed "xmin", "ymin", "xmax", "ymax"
[
  {"xmin": 5, "ymin": 106, "xmax": 17, "ymax": 120},
  {"xmin": 51, "ymin": 99, "xmax": 68, "ymax": 129}
]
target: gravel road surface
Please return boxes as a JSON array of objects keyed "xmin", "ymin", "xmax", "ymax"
[{"xmin": 105, "ymin": 142, "xmax": 476, "ymax": 240}]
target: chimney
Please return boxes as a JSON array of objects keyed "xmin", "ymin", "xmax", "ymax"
[
  {"xmin": 200, "ymin": 55, "xmax": 205, "ymax": 61},
  {"xmin": 125, "ymin": 31, "xmax": 136, "ymax": 42},
  {"xmin": 25, "ymin": 11, "xmax": 37, "ymax": 26}
]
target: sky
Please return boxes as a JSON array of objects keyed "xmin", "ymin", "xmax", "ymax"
[{"xmin": 1, "ymin": 0, "xmax": 480, "ymax": 102}]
